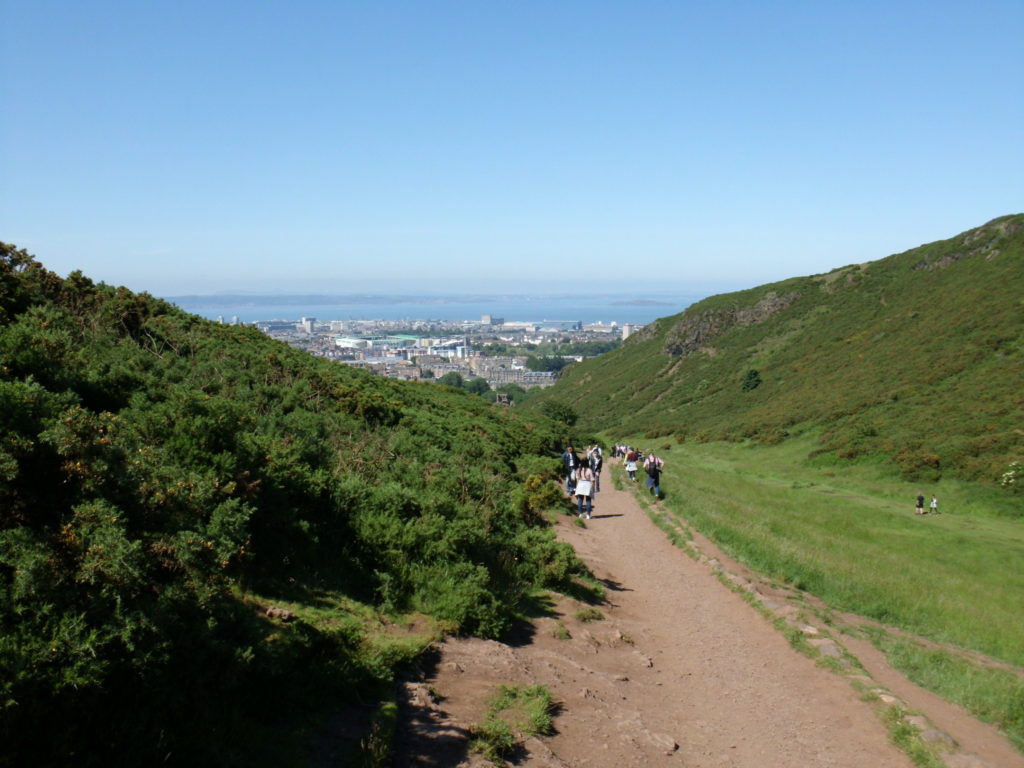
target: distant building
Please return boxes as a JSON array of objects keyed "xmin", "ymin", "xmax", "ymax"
[
  {"xmin": 536, "ymin": 320, "xmax": 581, "ymax": 331},
  {"xmin": 621, "ymin": 324, "xmax": 636, "ymax": 340},
  {"xmin": 501, "ymin": 321, "xmax": 540, "ymax": 332},
  {"xmin": 300, "ymin": 317, "xmax": 316, "ymax": 334},
  {"xmin": 482, "ymin": 314, "xmax": 504, "ymax": 325},
  {"xmin": 335, "ymin": 337, "xmax": 369, "ymax": 349},
  {"xmin": 387, "ymin": 335, "xmax": 419, "ymax": 347}
]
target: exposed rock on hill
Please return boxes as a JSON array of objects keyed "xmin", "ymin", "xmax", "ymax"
[
  {"xmin": 663, "ymin": 291, "xmax": 801, "ymax": 358},
  {"xmin": 913, "ymin": 216, "xmax": 1020, "ymax": 271}
]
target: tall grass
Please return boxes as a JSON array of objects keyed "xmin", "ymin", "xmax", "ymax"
[{"xmin": 649, "ymin": 436, "xmax": 1024, "ymax": 666}]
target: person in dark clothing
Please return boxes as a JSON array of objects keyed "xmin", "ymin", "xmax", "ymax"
[
  {"xmin": 589, "ymin": 447, "xmax": 603, "ymax": 493},
  {"xmin": 915, "ymin": 494, "xmax": 925, "ymax": 515},
  {"xmin": 562, "ymin": 446, "xmax": 580, "ymax": 493},
  {"xmin": 644, "ymin": 452, "xmax": 664, "ymax": 498}
]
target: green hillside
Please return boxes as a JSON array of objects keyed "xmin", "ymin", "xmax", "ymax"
[
  {"xmin": 0, "ymin": 245, "xmax": 588, "ymax": 766},
  {"xmin": 537, "ymin": 215, "xmax": 1024, "ymax": 485}
]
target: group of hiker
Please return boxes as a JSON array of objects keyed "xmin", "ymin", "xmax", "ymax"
[
  {"xmin": 565, "ymin": 445, "xmax": 943, "ymax": 523},
  {"xmin": 562, "ymin": 443, "xmax": 666, "ymax": 519},
  {"xmin": 561, "ymin": 445, "xmax": 603, "ymax": 518},
  {"xmin": 562, "ymin": 442, "xmax": 951, "ymax": 526}
]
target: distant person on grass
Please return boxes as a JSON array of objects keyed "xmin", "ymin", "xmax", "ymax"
[
  {"xmin": 915, "ymin": 494, "xmax": 925, "ymax": 515},
  {"xmin": 930, "ymin": 496, "xmax": 939, "ymax": 514},
  {"xmin": 644, "ymin": 452, "xmax": 665, "ymax": 498},
  {"xmin": 575, "ymin": 462, "xmax": 595, "ymax": 519}
]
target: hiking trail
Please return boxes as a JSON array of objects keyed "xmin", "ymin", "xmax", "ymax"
[{"xmin": 392, "ymin": 464, "xmax": 1022, "ymax": 767}]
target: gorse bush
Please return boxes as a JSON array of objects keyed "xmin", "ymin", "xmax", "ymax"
[{"xmin": 0, "ymin": 243, "xmax": 588, "ymax": 766}]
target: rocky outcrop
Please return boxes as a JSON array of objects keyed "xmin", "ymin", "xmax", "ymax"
[
  {"xmin": 913, "ymin": 216, "xmax": 1021, "ymax": 271},
  {"xmin": 663, "ymin": 291, "xmax": 800, "ymax": 357}
]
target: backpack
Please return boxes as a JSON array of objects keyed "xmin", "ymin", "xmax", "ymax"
[{"xmin": 645, "ymin": 460, "xmax": 658, "ymax": 477}]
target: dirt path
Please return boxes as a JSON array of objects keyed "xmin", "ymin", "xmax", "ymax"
[{"xmin": 393, "ymin": 467, "xmax": 1018, "ymax": 767}]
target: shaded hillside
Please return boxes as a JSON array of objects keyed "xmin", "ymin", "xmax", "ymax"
[
  {"xmin": 0, "ymin": 244, "xmax": 586, "ymax": 766},
  {"xmin": 536, "ymin": 215, "xmax": 1024, "ymax": 484}
]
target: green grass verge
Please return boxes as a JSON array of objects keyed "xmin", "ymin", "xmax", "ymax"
[
  {"xmin": 880, "ymin": 706, "xmax": 948, "ymax": 768},
  {"xmin": 644, "ymin": 435, "xmax": 1024, "ymax": 666},
  {"xmin": 867, "ymin": 629, "xmax": 1024, "ymax": 753}
]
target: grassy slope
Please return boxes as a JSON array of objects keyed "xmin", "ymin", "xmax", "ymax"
[{"xmin": 537, "ymin": 215, "xmax": 1024, "ymax": 484}]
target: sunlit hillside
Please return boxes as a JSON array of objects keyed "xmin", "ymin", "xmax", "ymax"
[{"xmin": 534, "ymin": 215, "xmax": 1024, "ymax": 485}]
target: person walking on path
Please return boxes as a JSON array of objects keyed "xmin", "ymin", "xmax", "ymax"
[
  {"xmin": 644, "ymin": 452, "xmax": 665, "ymax": 499},
  {"xmin": 930, "ymin": 496, "xmax": 939, "ymax": 514},
  {"xmin": 562, "ymin": 446, "xmax": 580, "ymax": 494},
  {"xmin": 915, "ymin": 494, "xmax": 925, "ymax": 515},
  {"xmin": 624, "ymin": 448, "xmax": 639, "ymax": 482},
  {"xmin": 574, "ymin": 463, "xmax": 595, "ymax": 519},
  {"xmin": 590, "ymin": 446, "xmax": 603, "ymax": 493}
]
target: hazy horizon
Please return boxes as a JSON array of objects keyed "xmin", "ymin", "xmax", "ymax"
[{"xmin": 169, "ymin": 291, "xmax": 701, "ymax": 326}]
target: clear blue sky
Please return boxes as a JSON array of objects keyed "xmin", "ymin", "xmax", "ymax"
[{"xmin": 2, "ymin": 0, "xmax": 1021, "ymax": 297}]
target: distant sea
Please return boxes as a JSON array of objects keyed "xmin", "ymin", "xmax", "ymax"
[{"xmin": 168, "ymin": 294, "xmax": 705, "ymax": 326}]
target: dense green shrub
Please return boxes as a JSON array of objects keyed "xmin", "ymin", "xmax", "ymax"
[
  {"xmin": 741, "ymin": 369, "xmax": 762, "ymax": 392},
  {"xmin": 538, "ymin": 400, "xmax": 578, "ymax": 426},
  {"xmin": 0, "ymin": 243, "xmax": 587, "ymax": 766}
]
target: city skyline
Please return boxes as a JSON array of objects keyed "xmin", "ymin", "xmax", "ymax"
[{"xmin": 2, "ymin": 1, "xmax": 1022, "ymax": 298}]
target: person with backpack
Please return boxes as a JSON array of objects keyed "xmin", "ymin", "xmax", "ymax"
[{"xmin": 644, "ymin": 452, "xmax": 665, "ymax": 498}]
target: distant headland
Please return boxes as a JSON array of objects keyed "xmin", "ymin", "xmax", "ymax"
[{"xmin": 610, "ymin": 299, "xmax": 675, "ymax": 307}]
